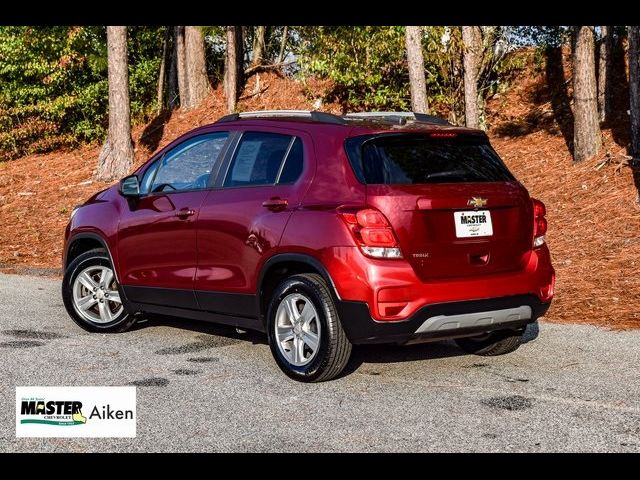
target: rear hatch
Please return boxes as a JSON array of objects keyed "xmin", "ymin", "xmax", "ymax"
[{"xmin": 345, "ymin": 132, "xmax": 533, "ymax": 281}]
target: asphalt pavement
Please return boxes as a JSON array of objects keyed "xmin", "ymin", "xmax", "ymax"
[{"xmin": 1, "ymin": 272, "xmax": 639, "ymax": 452}]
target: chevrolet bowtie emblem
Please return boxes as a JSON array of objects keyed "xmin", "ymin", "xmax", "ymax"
[{"xmin": 467, "ymin": 197, "xmax": 487, "ymax": 208}]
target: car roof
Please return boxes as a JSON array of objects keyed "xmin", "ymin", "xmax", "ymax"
[{"xmin": 198, "ymin": 111, "xmax": 486, "ymax": 137}]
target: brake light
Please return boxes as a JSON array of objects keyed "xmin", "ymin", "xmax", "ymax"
[
  {"xmin": 533, "ymin": 199, "xmax": 546, "ymax": 218},
  {"xmin": 532, "ymin": 198, "xmax": 547, "ymax": 248},
  {"xmin": 360, "ymin": 228, "xmax": 396, "ymax": 247},
  {"xmin": 356, "ymin": 209, "xmax": 388, "ymax": 227},
  {"xmin": 340, "ymin": 208, "xmax": 403, "ymax": 259},
  {"xmin": 430, "ymin": 132, "xmax": 457, "ymax": 138}
]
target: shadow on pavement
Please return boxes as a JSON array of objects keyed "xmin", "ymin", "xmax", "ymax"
[
  {"xmin": 132, "ymin": 313, "xmax": 268, "ymax": 345},
  {"xmin": 341, "ymin": 321, "xmax": 540, "ymax": 378},
  {"xmin": 133, "ymin": 313, "xmax": 541, "ymax": 378}
]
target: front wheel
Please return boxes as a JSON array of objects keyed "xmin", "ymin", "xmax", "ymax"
[
  {"xmin": 62, "ymin": 248, "xmax": 136, "ymax": 333},
  {"xmin": 267, "ymin": 274, "xmax": 352, "ymax": 382},
  {"xmin": 455, "ymin": 328, "xmax": 524, "ymax": 356}
]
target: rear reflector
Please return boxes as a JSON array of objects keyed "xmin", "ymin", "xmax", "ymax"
[{"xmin": 540, "ymin": 273, "xmax": 555, "ymax": 302}]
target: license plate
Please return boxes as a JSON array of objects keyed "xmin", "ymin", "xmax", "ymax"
[{"xmin": 454, "ymin": 210, "xmax": 493, "ymax": 238}]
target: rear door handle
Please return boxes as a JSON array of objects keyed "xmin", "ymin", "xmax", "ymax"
[
  {"xmin": 262, "ymin": 198, "xmax": 288, "ymax": 211},
  {"xmin": 175, "ymin": 208, "xmax": 196, "ymax": 219}
]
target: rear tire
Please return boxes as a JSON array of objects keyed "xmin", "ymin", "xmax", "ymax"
[
  {"xmin": 62, "ymin": 248, "xmax": 136, "ymax": 333},
  {"xmin": 455, "ymin": 328, "xmax": 524, "ymax": 356},
  {"xmin": 267, "ymin": 273, "xmax": 352, "ymax": 382}
]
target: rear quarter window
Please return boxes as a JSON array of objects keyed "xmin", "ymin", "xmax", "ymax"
[{"xmin": 345, "ymin": 133, "xmax": 515, "ymax": 184}]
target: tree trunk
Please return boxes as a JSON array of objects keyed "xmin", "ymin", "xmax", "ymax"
[
  {"xmin": 166, "ymin": 28, "xmax": 179, "ymax": 109},
  {"xmin": 224, "ymin": 26, "xmax": 243, "ymax": 114},
  {"xmin": 156, "ymin": 27, "xmax": 170, "ymax": 113},
  {"xmin": 573, "ymin": 26, "xmax": 601, "ymax": 162},
  {"xmin": 630, "ymin": 26, "xmax": 640, "ymax": 159},
  {"xmin": 405, "ymin": 26, "xmax": 429, "ymax": 114},
  {"xmin": 462, "ymin": 25, "xmax": 482, "ymax": 129},
  {"xmin": 277, "ymin": 26, "xmax": 288, "ymax": 64},
  {"xmin": 96, "ymin": 26, "xmax": 134, "ymax": 182},
  {"xmin": 597, "ymin": 26, "xmax": 613, "ymax": 123},
  {"xmin": 252, "ymin": 26, "xmax": 266, "ymax": 67},
  {"xmin": 184, "ymin": 26, "xmax": 210, "ymax": 109},
  {"xmin": 175, "ymin": 26, "xmax": 188, "ymax": 109}
]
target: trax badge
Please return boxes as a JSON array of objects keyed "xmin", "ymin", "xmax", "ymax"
[{"xmin": 467, "ymin": 197, "xmax": 488, "ymax": 208}]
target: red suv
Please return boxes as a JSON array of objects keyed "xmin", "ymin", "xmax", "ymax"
[{"xmin": 62, "ymin": 111, "xmax": 554, "ymax": 382}]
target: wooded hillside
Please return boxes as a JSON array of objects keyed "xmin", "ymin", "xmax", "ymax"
[{"xmin": 0, "ymin": 26, "xmax": 639, "ymax": 328}]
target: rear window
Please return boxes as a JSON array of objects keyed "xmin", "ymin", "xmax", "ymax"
[{"xmin": 345, "ymin": 134, "xmax": 515, "ymax": 184}]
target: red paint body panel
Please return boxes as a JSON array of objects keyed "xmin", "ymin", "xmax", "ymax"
[
  {"xmin": 195, "ymin": 125, "xmax": 316, "ymax": 293},
  {"xmin": 64, "ymin": 186, "xmax": 121, "ymax": 271},
  {"xmin": 366, "ymin": 181, "xmax": 534, "ymax": 281},
  {"xmin": 117, "ymin": 190, "xmax": 208, "ymax": 288},
  {"xmin": 195, "ymin": 185, "xmax": 294, "ymax": 292},
  {"xmin": 313, "ymin": 244, "xmax": 554, "ymax": 321}
]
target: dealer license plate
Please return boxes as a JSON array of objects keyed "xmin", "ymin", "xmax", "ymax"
[{"xmin": 454, "ymin": 210, "xmax": 493, "ymax": 238}]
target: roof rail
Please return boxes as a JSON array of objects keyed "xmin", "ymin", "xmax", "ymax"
[
  {"xmin": 344, "ymin": 111, "xmax": 450, "ymax": 126},
  {"xmin": 216, "ymin": 110, "xmax": 346, "ymax": 125}
]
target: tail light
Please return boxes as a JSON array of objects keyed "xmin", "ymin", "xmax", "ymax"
[
  {"xmin": 340, "ymin": 208, "xmax": 403, "ymax": 259},
  {"xmin": 532, "ymin": 198, "xmax": 547, "ymax": 248}
]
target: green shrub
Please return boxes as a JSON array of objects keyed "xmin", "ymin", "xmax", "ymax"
[{"xmin": 0, "ymin": 26, "xmax": 162, "ymax": 161}]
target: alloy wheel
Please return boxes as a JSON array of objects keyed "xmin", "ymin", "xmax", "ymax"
[
  {"xmin": 72, "ymin": 266, "xmax": 123, "ymax": 324},
  {"xmin": 274, "ymin": 293, "xmax": 321, "ymax": 367}
]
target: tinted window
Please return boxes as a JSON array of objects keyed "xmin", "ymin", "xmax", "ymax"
[
  {"xmin": 345, "ymin": 134, "xmax": 514, "ymax": 184},
  {"xmin": 140, "ymin": 160, "xmax": 160, "ymax": 194},
  {"xmin": 149, "ymin": 132, "xmax": 229, "ymax": 193},
  {"xmin": 278, "ymin": 137, "xmax": 304, "ymax": 184},
  {"xmin": 224, "ymin": 132, "xmax": 291, "ymax": 187}
]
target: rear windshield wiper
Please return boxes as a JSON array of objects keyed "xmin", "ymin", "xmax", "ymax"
[{"xmin": 424, "ymin": 169, "xmax": 469, "ymax": 180}]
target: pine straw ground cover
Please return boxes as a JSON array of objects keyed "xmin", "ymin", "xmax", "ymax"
[
  {"xmin": 1, "ymin": 72, "xmax": 639, "ymax": 328},
  {"xmin": 493, "ymin": 130, "xmax": 640, "ymax": 329}
]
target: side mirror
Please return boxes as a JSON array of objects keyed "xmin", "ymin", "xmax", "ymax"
[{"xmin": 120, "ymin": 175, "xmax": 140, "ymax": 197}]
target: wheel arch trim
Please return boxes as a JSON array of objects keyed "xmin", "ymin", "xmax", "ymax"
[
  {"xmin": 258, "ymin": 253, "xmax": 341, "ymax": 303},
  {"xmin": 65, "ymin": 232, "xmax": 120, "ymax": 283}
]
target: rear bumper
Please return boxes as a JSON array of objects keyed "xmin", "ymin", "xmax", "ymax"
[
  {"xmin": 320, "ymin": 245, "xmax": 555, "ymax": 321},
  {"xmin": 336, "ymin": 294, "xmax": 550, "ymax": 344}
]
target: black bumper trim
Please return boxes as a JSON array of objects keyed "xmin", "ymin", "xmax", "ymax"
[{"xmin": 336, "ymin": 294, "xmax": 550, "ymax": 345}]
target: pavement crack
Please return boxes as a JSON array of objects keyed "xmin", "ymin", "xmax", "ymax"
[{"xmin": 485, "ymin": 369, "xmax": 529, "ymax": 383}]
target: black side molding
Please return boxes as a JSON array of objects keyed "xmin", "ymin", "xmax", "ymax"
[
  {"xmin": 123, "ymin": 286, "xmax": 199, "ymax": 310},
  {"xmin": 127, "ymin": 302, "xmax": 264, "ymax": 333},
  {"xmin": 123, "ymin": 286, "xmax": 264, "ymax": 333},
  {"xmin": 195, "ymin": 290, "xmax": 258, "ymax": 318}
]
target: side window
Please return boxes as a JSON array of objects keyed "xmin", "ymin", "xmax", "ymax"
[
  {"xmin": 223, "ymin": 132, "xmax": 292, "ymax": 188},
  {"xmin": 148, "ymin": 132, "xmax": 229, "ymax": 193},
  {"xmin": 277, "ymin": 137, "xmax": 304, "ymax": 184}
]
